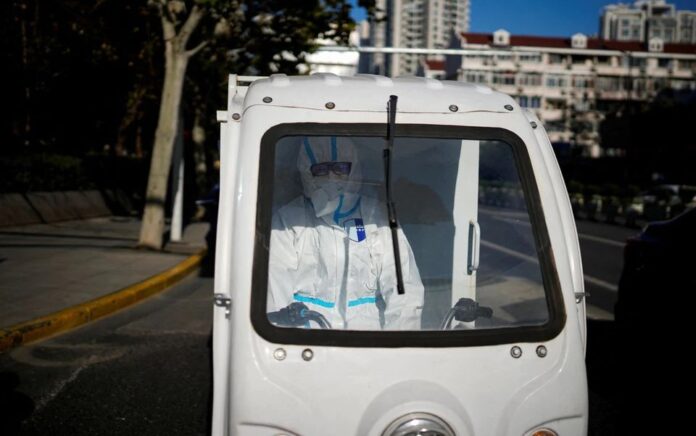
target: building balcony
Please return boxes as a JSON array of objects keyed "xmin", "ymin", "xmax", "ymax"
[
  {"xmin": 546, "ymin": 130, "xmax": 571, "ymax": 143},
  {"xmin": 539, "ymin": 109, "xmax": 564, "ymax": 121},
  {"xmin": 540, "ymin": 87, "xmax": 568, "ymax": 99},
  {"xmin": 594, "ymin": 65, "xmax": 627, "ymax": 75},
  {"xmin": 643, "ymin": 67, "xmax": 672, "ymax": 77},
  {"xmin": 568, "ymin": 63, "xmax": 594, "ymax": 73},
  {"xmin": 595, "ymin": 90, "xmax": 628, "ymax": 100},
  {"xmin": 671, "ymin": 69, "xmax": 696, "ymax": 79},
  {"xmin": 544, "ymin": 63, "xmax": 571, "ymax": 72},
  {"xmin": 492, "ymin": 83, "xmax": 518, "ymax": 94},
  {"xmin": 461, "ymin": 59, "xmax": 487, "ymax": 68},
  {"xmin": 515, "ymin": 63, "xmax": 547, "ymax": 73},
  {"xmin": 495, "ymin": 60, "xmax": 516, "ymax": 69}
]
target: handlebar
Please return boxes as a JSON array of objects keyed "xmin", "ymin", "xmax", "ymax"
[
  {"xmin": 439, "ymin": 298, "xmax": 493, "ymax": 330},
  {"xmin": 268, "ymin": 302, "xmax": 332, "ymax": 329},
  {"xmin": 271, "ymin": 299, "xmax": 490, "ymax": 331}
]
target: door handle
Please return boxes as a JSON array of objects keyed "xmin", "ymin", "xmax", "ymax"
[{"xmin": 468, "ymin": 221, "xmax": 480, "ymax": 275}]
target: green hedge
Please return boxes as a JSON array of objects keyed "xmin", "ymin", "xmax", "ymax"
[
  {"xmin": 0, "ymin": 153, "xmax": 147, "ymax": 200},
  {"xmin": 0, "ymin": 153, "xmax": 91, "ymax": 193}
]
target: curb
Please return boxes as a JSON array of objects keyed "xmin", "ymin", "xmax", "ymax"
[{"xmin": 0, "ymin": 248, "xmax": 207, "ymax": 353}]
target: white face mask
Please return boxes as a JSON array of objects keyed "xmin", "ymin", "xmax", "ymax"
[{"xmin": 309, "ymin": 178, "xmax": 347, "ymax": 218}]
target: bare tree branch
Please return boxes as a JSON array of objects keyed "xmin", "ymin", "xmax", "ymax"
[
  {"xmin": 178, "ymin": 5, "xmax": 206, "ymax": 49},
  {"xmin": 161, "ymin": 13, "xmax": 176, "ymax": 42},
  {"xmin": 150, "ymin": 0, "xmax": 179, "ymax": 28},
  {"xmin": 185, "ymin": 40, "xmax": 208, "ymax": 58}
]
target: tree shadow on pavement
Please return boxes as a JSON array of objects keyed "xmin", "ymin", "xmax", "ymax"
[{"xmin": 0, "ymin": 371, "xmax": 35, "ymax": 436}]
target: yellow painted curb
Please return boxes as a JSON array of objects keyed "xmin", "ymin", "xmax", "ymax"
[{"xmin": 0, "ymin": 248, "xmax": 207, "ymax": 353}]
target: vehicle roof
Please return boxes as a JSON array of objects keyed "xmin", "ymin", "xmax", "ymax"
[{"xmin": 242, "ymin": 73, "xmax": 516, "ymax": 114}]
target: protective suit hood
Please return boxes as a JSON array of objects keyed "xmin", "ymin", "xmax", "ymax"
[{"xmin": 297, "ymin": 136, "xmax": 363, "ymax": 220}]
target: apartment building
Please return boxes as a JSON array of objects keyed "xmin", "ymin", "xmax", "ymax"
[
  {"xmin": 601, "ymin": 0, "xmax": 696, "ymax": 44},
  {"xmin": 365, "ymin": 0, "xmax": 470, "ymax": 76},
  {"xmin": 441, "ymin": 29, "xmax": 696, "ymax": 156}
]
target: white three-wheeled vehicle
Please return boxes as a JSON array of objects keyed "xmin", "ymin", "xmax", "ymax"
[{"xmin": 211, "ymin": 74, "xmax": 588, "ymax": 436}]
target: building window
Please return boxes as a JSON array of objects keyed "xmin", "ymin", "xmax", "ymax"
[
  {"xmin": 546, "ymin": 75, "xmax": 568, "ymax": 88},
  {"xmin": 465, "ymin": 71, "xmax": 488, "ymax": 84},
  {"xmin": 572, "ymin": 55, "xmax": 590, "ymax": 65},
  {"xmin": 658, "ymin": 58, "xmax": 672, "ymax": 68},
  {"xmin": 573, "ymin": 76, "xmax": 593, "ymax": 88},
  {"xmin": 571, "ymin": 33, "xmax": 587, "ymax": 49},
  {"xmin": 517, "ymin": 96, "xmax": 540, "ymax": 108},
  {"xmin": 596, "ymin": 76, "xmax": 622, "ymax": 91},
  {"xmin": 629, "ymin": 57, "xmax": 646, "ymax": 68},
  {"xmin": 678, "ymin": 60, "xmax": 694, "ymax": 71},
  {"xmin": 518, "ymin": 73, "xmax": 542, "ymax": 86},
  {"xmin": 549, "ymin": 54, "xmax": 564, "ymax": 64},
  {"xmin": 492, "ymin": 72, "xmax": 515, "ymax": 85},
  {"xmin": 545, "ymin": 121, "xmax": 565, "ymax": 133},
  {"xmin": 493, "ymin": 29, "xmax": 510, "ymax": 46},
  {"xmin": 518, "ymin": 53, "xmax": 541, "ymax": 63},
  {"xmin": 649, "ymin": 37, "xmax": 664, "ymax": 52}
]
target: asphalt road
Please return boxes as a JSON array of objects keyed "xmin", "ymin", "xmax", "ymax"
[
  {"xmin": 478, "ymin": 207, "xmax": 638, "ymax": 320},
  {"xmin": 0, "ymin": 274, "xmax": 213, "ymax": 436},
  {"xmin": 575, "ymin": 220, "xmax": 638, "ymax": 318},
  {"xmin": 0, "ymin": 218, "xmax": 633, "ymax": 435}
]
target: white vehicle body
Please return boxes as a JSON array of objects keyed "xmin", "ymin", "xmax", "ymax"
[{"xmin": 212, "ymin": 74, "xmax": 588, "ymax": 436}]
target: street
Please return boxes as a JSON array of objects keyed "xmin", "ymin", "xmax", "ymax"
[
  {"xmin": 0, "ymin": 219, "xmax": 633, "ymax": 435},
  {"xmin": 576, "ymin": 220, "xmax": 637, "ymax": 319},
  {"xmin": 478, "ymin": 207, "xmax": 636, "ymax": 321},
  {"xmin": 0, "ymin": 274, "xmax": 213, "ymax": 436}
]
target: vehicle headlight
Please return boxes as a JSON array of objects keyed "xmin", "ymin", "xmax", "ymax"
[{"xmin": 382, "ymin": 412, "xmax": 455, "ymax": 436}]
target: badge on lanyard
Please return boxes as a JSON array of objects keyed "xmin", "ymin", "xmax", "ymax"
[{"xmin": 343, "ymin": 218, "xmax": 366, "ymax": 242}]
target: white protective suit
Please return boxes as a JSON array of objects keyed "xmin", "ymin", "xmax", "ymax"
[{"xmin": 267, "ymin": 136, "xmax": 425, "ymax": 330}]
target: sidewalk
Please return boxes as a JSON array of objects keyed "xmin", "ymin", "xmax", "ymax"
[{"xmin": 0, "ymin": 217, "xmax": 208, "ymax": 330}]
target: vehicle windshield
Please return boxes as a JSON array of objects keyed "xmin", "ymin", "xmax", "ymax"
[{"xmin": 259, "ymin": 131, "xmax": 557, "ymax": 335}]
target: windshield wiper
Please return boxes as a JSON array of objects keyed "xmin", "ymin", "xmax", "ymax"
[{"xmin": 383, "ymin": 95, "xmax": 405, "ymax": 295}]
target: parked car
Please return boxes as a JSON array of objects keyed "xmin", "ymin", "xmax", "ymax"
[
  {"xmin": 615, "ymin": 207, "xmax": 696, "ymax": 432},
  {"xmin": 624, "ymin": 184, "xmax": 692, "ymax": 226},
  {"xmin": 616, "ymin": 206, "xmax": 696, "ymax": 322}
]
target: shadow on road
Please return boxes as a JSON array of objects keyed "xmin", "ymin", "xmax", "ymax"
[
  {"xmin": 0, "ymin": 371, "xmax": 35, "ymax": 436},
  {"xmin": 586, "ymin": 319, "xmax": 619, "ymax": 435}
]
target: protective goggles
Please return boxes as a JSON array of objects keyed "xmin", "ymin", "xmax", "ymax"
[{"xmin": 310, "ymin": 162, "xmax": 352, "ymax": 177}]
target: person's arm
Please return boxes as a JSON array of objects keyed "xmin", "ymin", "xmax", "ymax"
[
  {"xmin": 267, "ymin": 211, "xmax": 298, "ymax": 313},
  {"xmin": 379, "ymin": 227, "xmax": 425, "ymax": 330}
]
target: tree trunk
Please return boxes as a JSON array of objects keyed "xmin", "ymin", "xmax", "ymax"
[
  {"xmin": 138, "ymin": 52, "xmax": 188, "ymax": 249},
  {"xmin": 138, "ymin": 5, "xmax": 206, "ymax": 250}
]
